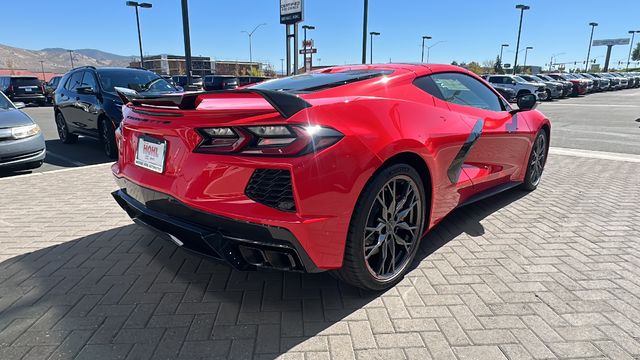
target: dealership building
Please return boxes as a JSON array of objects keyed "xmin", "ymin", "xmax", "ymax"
[{"xmin": 130, "ymin": 54, "xmax": 265, "ymax": 76}]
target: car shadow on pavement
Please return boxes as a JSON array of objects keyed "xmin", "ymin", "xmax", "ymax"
[
  {"xmin": 44, "ymin": 139, "xmax": 113, "ymax": 168},
  {"xmin": 0, "ymin": 189, "xmax": 529, "ymax": 359}
]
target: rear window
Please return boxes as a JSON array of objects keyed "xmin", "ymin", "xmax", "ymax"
[
  {"xmin": 250, "ymin": 70, "xmax": 392, "ymax": 93},
  {"xmin": 12, "ymin": 77, "xmax": 40, "ymax": 87}
]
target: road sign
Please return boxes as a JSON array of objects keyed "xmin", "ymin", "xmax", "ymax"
[
  {"xmin": 280, "ymin": 0, "xmax": 303, "ymax": 24},
  {"xmin": 299, "ymin": 48, "xmax": 317, "ymax": 54},
  {"xmin": 593, "ymin": 38, "xmax": 630, "ymax": 46},
  {"xmin": 302, "ymin": 39, "xmax": 313, "ymax": 48},
  {"xmin": 504, "ymin": 63, "xmax": 511, "ymax": 68}
]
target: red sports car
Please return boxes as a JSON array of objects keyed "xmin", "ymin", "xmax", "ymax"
[{"xmin": 112, "ymin": 64, "xmax": 550, "ymax": 290}]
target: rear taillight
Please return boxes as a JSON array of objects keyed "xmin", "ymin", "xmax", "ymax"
[{"xmin": 195, "ymin": 125, "xmax": 343, "ymax": 156}]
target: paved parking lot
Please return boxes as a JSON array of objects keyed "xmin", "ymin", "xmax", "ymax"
[{"xmin": 1, "ymin": 91, "xmax": 639, "ymax": 359}]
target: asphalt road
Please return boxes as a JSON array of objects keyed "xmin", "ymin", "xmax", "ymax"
[
  {"xmin": 1, "ymin": 87, "xmax": 638, "ymax": 178},
  {"xmin": 537, "ymin": 87, "xmax": 640, "ymax": 155}
]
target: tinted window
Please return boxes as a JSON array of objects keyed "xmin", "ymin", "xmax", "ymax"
[
  {"xmin": 12, "ymin": 77, "xmax": 40, "ymax": 87},
  {"xmin": 428, "ymin": 72, "xmax": 503, "ymax": 111},
  {"xmin": 65, "ymin": 71, "xmax": 84, "ymax": 91},
  {"xmin": 97, "ymin": 69, "xmax": 175, "ymax": 93},
  {"xmin": 0, "ymin": 92, "xmax": 12, "ymax": 110},
  {"xmin": 80, "ymin": 71, "xmax": 98, "ymax": 90},
  {"xmin": 251, "ymin": 70, "xmax": 392, "ymax": 93},
  {"xmin": 487, "ymin": 76, "xmax": 505, "ymax": 84}
]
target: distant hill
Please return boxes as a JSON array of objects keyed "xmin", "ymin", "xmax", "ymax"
[{"xmin": 0, "ymin": 44, "xmax": 133, "ymax": 74}]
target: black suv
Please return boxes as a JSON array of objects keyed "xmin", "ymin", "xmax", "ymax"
[
  {"xmin": 44, "ymin": 76, "xmax": 62, "ymax": 104},
  {"xmin": 0, "ymin": 76, "xmax": 46, "ymax": 106},
  {"xmin": 203, "ymin": 75, "xmax": 239, "ymax": 90},
  {"xmin": 54, "ymin": 67, "xmax": 178, "ymax": 158}
]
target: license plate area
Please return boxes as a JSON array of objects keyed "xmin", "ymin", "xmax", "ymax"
[{"xmin": 135, "ymin": 135, "xmax": 166, "ymax": 173}]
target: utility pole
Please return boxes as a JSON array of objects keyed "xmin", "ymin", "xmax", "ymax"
[
  {"xmin": 627, "ymin": 30, "xmax": 640, "ymax": 70},
  {"xmin": 361, "ymin": 0, "xmax": 368, "ymax": 64},
  {"xmin": 181, "ymin": 0, "xmax": 193, "ymax": 87},
  {"xmin": 67, "ymin": 50, "xmax": 74, "ymax": 69},
  {"xmin": 523, "ymin": 46, "xmax": 533, "ymax": 72},
  {"xmin": 512, "ymin": 4, "xmax": 530, "ymax": 74},
  {"xmin": 242, "ymin": 23, "xmax": 266, "ymax": 72},
  {"xmin": 40, "ymin": 61, "xmax": 45, "ymax": 82},
  {"xmin": 369, "ymin": 32, "xmax": 380, "ymax": 64}
]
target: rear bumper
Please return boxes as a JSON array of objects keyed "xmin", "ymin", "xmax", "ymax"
[
  {"xmin": 112, "ymin": 176, "xmax": 322, "ymax": 273},
  {"xmin": 10, "ymin": 94, "xmax": 45, "ymax": 103}
]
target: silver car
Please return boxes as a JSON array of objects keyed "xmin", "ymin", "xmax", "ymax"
[{"xmin": 0, "ymin": 91, "xmax": 45, "ymax": 171}]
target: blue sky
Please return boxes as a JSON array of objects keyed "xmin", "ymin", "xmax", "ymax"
[{"xmin": 3, "ymin": 0, "xmax": 639, "ymax": 71}]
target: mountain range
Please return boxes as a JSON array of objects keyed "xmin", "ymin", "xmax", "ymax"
[{"xmin": 0, "ymin": 44, "xmax": 133, "ymax": 74}]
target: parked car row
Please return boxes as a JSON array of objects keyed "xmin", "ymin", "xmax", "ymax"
[{"xmin": 483, "ymin": 71, "xmax": 639, "ymax": 102}]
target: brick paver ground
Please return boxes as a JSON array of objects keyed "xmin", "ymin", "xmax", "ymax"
[{"xmin": 0, "ymin": 153, "xmax": 639, "ymax": 359}]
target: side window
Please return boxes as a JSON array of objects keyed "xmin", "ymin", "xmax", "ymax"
[
  {"xmin": 65, "ymin": 71, "xmax": 83, "ymax": 91},
  {"xmin": 81, "ymin": 71, "xmax": 98, "ymax": 90},
  {"xmin": 488, "ymin": 76, "xmax": 502, "ymax": 84},
  {"xmin": 429, "ymin": 72, "xmax": 504, "ymax": 112},
  {"xmin": 413, "ymin": 76, "xmax": 443, "ymax": 99}
]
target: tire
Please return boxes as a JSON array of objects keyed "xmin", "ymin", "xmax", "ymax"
[
  {"xmin": 333, "ymin": 164, "xmax": 427, "ymax": 291},
  {"xmin": 521, "ymin": 129, "xmax": 548, "ymax": 191},
  {"xmin": 545, "ymin": 89, "xmax": 552, "ymax": 101},
  {"xmin": 100, "ymin": 118, "xmax": 118, "ymax": 159},
  {"xmin": 55, "ymin": 112, "xmax": 78, "ymax": 144},
  {"xmin": 516, "ymin": 90, "xmax": 530, "ymax": 98}
]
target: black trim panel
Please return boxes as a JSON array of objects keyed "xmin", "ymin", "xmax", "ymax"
[
  {"xmin": 112, "ymin": 177, "xmax": 321, "ymax": 273},
  {"xmin": 447, "ymin": 118, "xmax": 484, "ymax": 183}
]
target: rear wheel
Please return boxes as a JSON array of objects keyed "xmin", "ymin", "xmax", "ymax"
[
  {"xmin": 100, "ymin": 118, "xmax": 118, "ymax": 159},
  {"xmin": 334, "ymin": 164, "xmax": 426, "ymax": 291},
  {"xmin": 521, "ymin": 130, "xmax": 548, "ymax": 191},
  {"xmin": 55, "ymin": 112, "xmax": 78, "ymax": 144},
  {"xmin": 545, "ymin": 89, "xmax": 552, "ymax": 101}
]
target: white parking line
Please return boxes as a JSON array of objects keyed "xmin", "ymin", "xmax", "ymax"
[
  {"xmin": 0, "ymin": 162, "xmax": 113, "ymax": 181},
  {"xmin": 542, "ymin": 103, "xmax": 640, "ymax": 108},
  {"xmin": 549, "ymin": 147, "xmax": 640, "ymax": 163}
]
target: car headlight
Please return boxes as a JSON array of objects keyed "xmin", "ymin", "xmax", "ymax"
[{"xmin": 12, "ymin": 124, "xmax": 41, "ymax": 139}]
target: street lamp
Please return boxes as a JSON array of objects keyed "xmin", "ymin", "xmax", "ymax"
[
  {"xmin": 125, "ymin": 1, "xmax": 152, "ymax": 69},
  {"xmin": 362, "ymin": 0, "xmax": 369, "ymax": 64},
  {"xmin": 512, "ymin": 4, "xmax": 530, "ymax": 74},
  {"xmin": 499, "ymin": 44, "xmax": 509, "ymax": 63},
  {"xmin": 585, "ymin": 22, "xmax": 598, "ymax": 72},
  {"xmin": 40, "ymin": 60, "xmax": 45, "ymax": 82},
  {"xmin": 523, "ymin": 46, "xmax": 533, "ymax": 72},
  {"xmin": 426, "ymin": 41, "xmax": 445, "ymax": 63},
  {"xmin": 369, "ymin": 31, "xmax": 380, "ymax": 64},
  {"xmin": 241, "ymin": 23, "xmax": 266, "ymax": 71},
  {"xmin": 421, "ymin": 36, "xmax": 432, "ymax": 63},
  {"xmin": 302, "ymin": 25, "xmax": 315, "ymax": 71},
  {"xmin": 627, "ymin": 30, "xmax": 640, "ymax": 70}
]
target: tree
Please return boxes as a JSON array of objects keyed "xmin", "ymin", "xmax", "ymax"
[
  {"xmin": 633, "ymin": 42, "xmax": 640, "ymax": 61},
  {"xmin": 451, "ymin": 60, "xmax": 459, "ymax": 66},
  {"xmin": 493, "ymin": 55, "xmax": 504, "ymax": 74},
  {"xmin": 467, "ymin": 61, "xmax": 483, "ymax": 75},
  {"xmin": 482, "ymin": 59, "xmax": 495, "ymax": 73}
]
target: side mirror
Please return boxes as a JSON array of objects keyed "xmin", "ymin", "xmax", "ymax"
[
  {"xmin": 76, "ymin": 86, "xmax": 95, "ymax": 95},
  {"xmin": 511, "ymin": 93, "xmax": 537, "ymax": 114},
  {"xmin": 13, "ymin": 102, "xmax": 26, "ymax": 109}
]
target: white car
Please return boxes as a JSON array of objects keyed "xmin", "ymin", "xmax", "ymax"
[{"xmin": 484, "ymin": 75, "xmax": 548, "ymax": 100}]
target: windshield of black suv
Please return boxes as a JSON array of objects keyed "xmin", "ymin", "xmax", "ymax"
[
  {"xmin": 0, "ymin": 92, "xmax": 13, "ymax": 110},
  {"xmin": 250, "ymin": 70, "xmax": 392, "ymax": 93},
  {"xmin": 97, "ymin": 69, "xmax": 176, "ymax": 93}
]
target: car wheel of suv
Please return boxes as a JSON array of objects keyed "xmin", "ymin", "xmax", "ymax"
[
  {"xmin": 521, "ymin": 129, "xmax": 548, "ymax": 191},
  {"xmin": 100, "ymin": 118, "xmax": 118, "ymax": 159},
  {"xmin": 55, "ymin": 113, "xmax": 78, "ymax": 144},
  {"xmin": 516, "ymin": 90, "xmax": 530, "ymax": 98},
  {"xmin": 334, "ymin": 164, "xmax": 426, "ymax": 291},
  {"xmin": 545, "ymin": 89, "xmax": 552, "ymax": 101}
]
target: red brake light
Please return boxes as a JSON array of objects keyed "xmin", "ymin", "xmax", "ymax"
[{"xmin": 195, "ymin": 125, "xmax": 343, "ymax": 156}]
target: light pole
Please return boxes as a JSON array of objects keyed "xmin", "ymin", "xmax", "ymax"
[
  {"xmin": 40, "ymin": 60, "xmax": 45, "ymax": 82},
  {"xmin": 512, "ymin": 4, "xmax": 530, "ymax": 74},
  {"xmin": 280, "ymin": 58, "xmax": 284, "ymax": 76},
  {"xmin": 181, "ymin": 0, "xmax": 193, "ymax": 87},
  {"xmin": 627, "ymin": 30, "xmax": 640, "ymax": 70},
  {"xmin": 369, "ymin": 31, "xmax": 380, "ymax": 64},
  {"xmin": 421, "ymin": 36, "xmax": 432, "ymax": 63},
  {"xmin": 67, "ymin": 50, "xmax": 74, "ymax": 69},
  {"xmin": 584, "ymin": 22, "xmax": 598, "ymax": 72},
  {"xmin": 549, "ymin": 52, "xmax": 565, "ymax": 72},
  {"xmin": 523, "ymin": 46, "xmax": 533, "ymax": 73},
  {"xmin": 499, "ymin": 44, "xmax": 509, "ymax": 63},
  {"xmin": 241, "ymin": 23, "xmax": 266, "ymax": 72},
  {"xmin": 362, "ymin": 0, "xmax": 369, "ymax": 64},
  {"xmin": 426, "ymin": 41, "xmax": 445, "ymax": 63},
  {"xmin": 302, "ymin": 25, "xmax": 315, "ymax": 71},
  {"xmin": 125, "ymin": 1, "xmax": 152, "ymax": 69}
]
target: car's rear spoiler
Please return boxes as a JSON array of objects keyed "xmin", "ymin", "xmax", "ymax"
[{"xmin": 114, "ymin": 87, "xmax": 312, "ymax": 119}]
